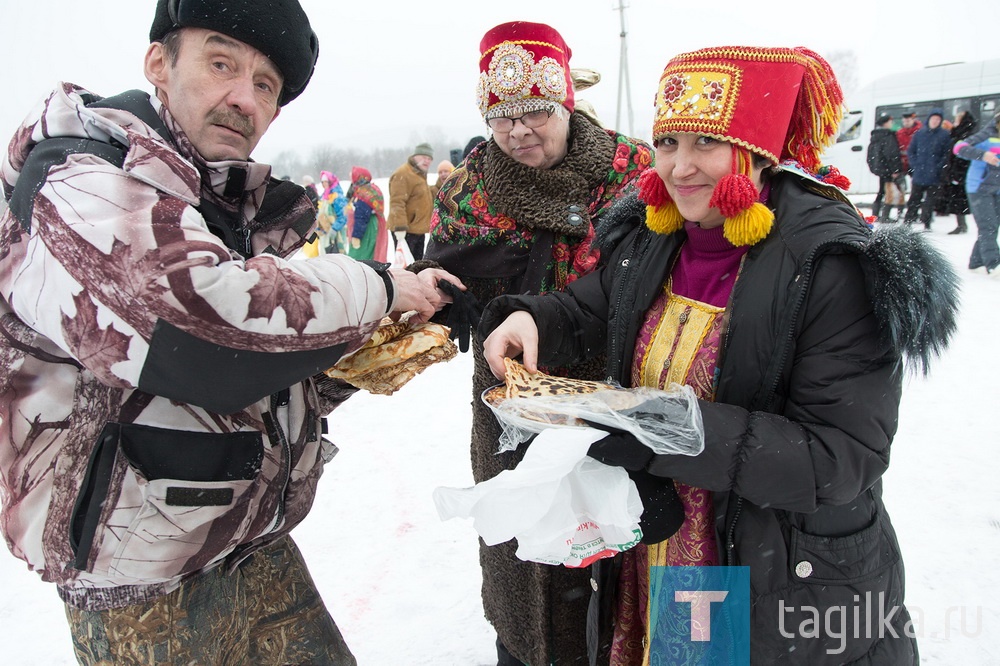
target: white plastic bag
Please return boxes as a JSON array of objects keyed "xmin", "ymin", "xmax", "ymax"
[
  {"xmin": 433, "ymin": 427, "xmax": 643, "ymax": 567},
  {"xmin": 391, "ymin": 234, "xmax": 414, "ymax": 269}
]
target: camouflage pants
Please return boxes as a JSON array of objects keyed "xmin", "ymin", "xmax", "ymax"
[{"xmin": 65, "ymin": 536, "xmax": 356, "ymax": 666}]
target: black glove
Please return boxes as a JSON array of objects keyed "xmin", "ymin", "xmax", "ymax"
[
  {"xmin": 583, "ymin": 418, "xmax": 654, "ymax": 471},
  {"xmin": 583, "ymin": 419, "xmax": 684, "ymax": 544},
  {"xmin": 438, "ymin": 280, "xmax": 483, "ymax": 353},
  {"xmin": 629, "ymin": 467, "xmax": 685, "ymax": 544}
]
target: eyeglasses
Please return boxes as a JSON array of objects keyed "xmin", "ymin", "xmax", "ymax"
[{"xmin": 486, "ymin": 108, "xmax": 554, "ymax": 133}]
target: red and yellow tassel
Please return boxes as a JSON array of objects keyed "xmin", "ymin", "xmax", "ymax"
[
  {"xmin": 716, "ymin": 148, "xmax": 773, "ymax": 246},
  {"xmin": 638, "ymin": 168, "xmax": 685, "ymax": 235},
  {"xmin": 783, "ymin": 47, "xmax": 845, "ymax": 173},
  {"xmin": 638, "ymin": 149, "xmax": 773, "ymax": 245},
  {"xmin": 722, "ymin": 202, "xmax": 774, "ymax": 246}
]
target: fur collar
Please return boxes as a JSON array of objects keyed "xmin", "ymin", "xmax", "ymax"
[
  {"xmin": 863, "ymin": 224, "xmax": 960, "ymax": 375},
  {"xmin": 594, "ymin": 191, "xmax": 645, "ymax": 251},
  {"xmin": 483, "ymin": 113, "xmax": 615, "ymax": 237}
]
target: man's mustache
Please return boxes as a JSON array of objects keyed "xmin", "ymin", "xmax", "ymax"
[{"xmin": 207, "ymin": 110, "xmax": 254, "ymax": 139}]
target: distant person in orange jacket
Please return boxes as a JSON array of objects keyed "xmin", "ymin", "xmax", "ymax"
[{"xmin": 388, "ymin": 143, "xmax": 434, "ymax": 261}]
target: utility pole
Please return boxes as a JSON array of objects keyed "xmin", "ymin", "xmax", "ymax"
[{"xmin": 615, "ymin": 0, "xmax": 635, "ymax": 136}]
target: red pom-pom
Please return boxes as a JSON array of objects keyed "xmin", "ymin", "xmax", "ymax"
[
  {"xmin": 637, "ymin": 169, "xmax": 671, "ymax": 208},
  {"xmin": 818, "ymin": 165, "xmax": 851, "ymax": 191},
  {"xmin": 709, "ymin": 174, "xmax": 758, "ymax": 218}
]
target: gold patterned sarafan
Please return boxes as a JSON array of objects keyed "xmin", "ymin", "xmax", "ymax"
[
  {"xmin": 477, "ymin": 40, "xmax": 568, "ymax": 116},
  {"xmin": 611, "ymin": 286, "xmax": 725, "ymax": 664},
  {"xmin": 654, "ymin": 62, "xmax": 742, "ymax": 136}
]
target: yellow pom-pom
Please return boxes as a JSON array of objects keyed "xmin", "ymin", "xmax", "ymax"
[
  {"xmin": 722, "ymin": 202, "xmax": 774, "ymax": 246},
  {"xmin": 644, "ymin": 203, "xmax": 685, "ymax": 235}
]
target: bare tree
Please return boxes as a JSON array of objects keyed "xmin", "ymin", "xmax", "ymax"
[
  {"xmin": 270, "ymin": 150, "xmax": 306, "ymax": 182},
  {"xmin": 824, "ymin": 49, "xmax": 860, "ymax": 99},
  {"xmin": 308, "ymin": 144, "xmax": 341, "ymax": 178},
  {"xmin": 266, "ymin": 138, "xmax": 468, "ymax": 184},
  {"xmin": 370, "ymin": 147, "xmax": 410, "ymax": 178}
]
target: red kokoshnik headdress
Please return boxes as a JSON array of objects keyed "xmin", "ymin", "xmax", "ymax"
[
  {"xmin": 476, "ymin": 21, "xmax": 574, "ymax": 120},
  {"xmin": 639, "ymin": 46, "xmax": 848, "ymax": 246}
]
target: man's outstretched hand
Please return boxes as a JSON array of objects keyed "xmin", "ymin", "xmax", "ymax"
[{"xmin": 389, "ymin": 268, "xmax": 464, "ymax": 324}]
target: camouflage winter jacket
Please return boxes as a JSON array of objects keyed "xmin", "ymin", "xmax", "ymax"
[{"xmin": 0, "ymin": 84, "xmax": 389, "ymax": 610}]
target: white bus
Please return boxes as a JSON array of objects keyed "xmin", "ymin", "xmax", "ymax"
[{"xmin": 822, "ymin": 59, "xmax": 1000, "ymax": 195}]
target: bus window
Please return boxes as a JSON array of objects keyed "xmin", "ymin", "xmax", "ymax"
[
  {"xmin": 941, "ymin": 99, "xmax": 967, "ymax": 125},
  {"xmin": 876, "ymin": 106, "xmax": 912, "ymax": 130},
  {"xmin": 837, "ymin": 111, "xmax": 863, "ymax": 142},
  {"xmin": 979, "ymin": 98, "xmax": 1000, "ymax": 129}
]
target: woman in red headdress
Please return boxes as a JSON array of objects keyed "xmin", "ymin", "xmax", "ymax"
[
  {"xmin": 345, "ymin": 166, "xmax": 389, "ymax": 262},
  {"xmin": 415, "ymin": 20, "xmax": 654, "ymax": 666},
  {"xmin": 481, "ymin": 46, "xmax": 958, "ymax": 664}
]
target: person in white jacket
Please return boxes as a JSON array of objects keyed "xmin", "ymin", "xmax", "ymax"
[{"xmin": 0, "ymin": 0, "xmax": 461, "ymax": 663}]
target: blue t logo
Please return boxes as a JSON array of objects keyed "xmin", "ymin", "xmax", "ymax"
[{"xmin": 649, "ymin": 566, "xmax": 750, "ymax": 664}]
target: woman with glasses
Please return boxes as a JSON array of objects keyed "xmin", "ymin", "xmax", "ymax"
[{"xmin": 415, "ymin": 20, "xmax": 652, "ymax": 666}]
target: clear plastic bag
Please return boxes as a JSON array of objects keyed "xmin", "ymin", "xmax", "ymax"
[{"xmin": 484, "ymin": 382, "xmax": 704, "ymax": 456}]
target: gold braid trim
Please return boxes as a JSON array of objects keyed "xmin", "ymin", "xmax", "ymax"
[{"xmin": 480, "ymin": 40, "xmax": 565, "ymax": 60}]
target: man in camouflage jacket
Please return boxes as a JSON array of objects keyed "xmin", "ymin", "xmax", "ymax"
[{"xmin": 0, "ymin": 1, "xmax": 456, "ymax": 662}]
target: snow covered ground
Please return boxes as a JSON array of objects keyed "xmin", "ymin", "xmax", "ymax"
[{"xmin": 1, "ymin": 217, "xmax": 998, "ymax": 664}]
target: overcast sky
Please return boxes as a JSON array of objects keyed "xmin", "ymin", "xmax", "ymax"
[{"xmin": 2, "ymin": 0, "xmax": 999, "ymax": 166}]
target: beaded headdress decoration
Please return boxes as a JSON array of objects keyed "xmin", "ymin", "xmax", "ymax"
[
  {"xmin": 641, "ymin": 46, "xmax": 847, "ymax": 246},
  {"xmin": 476, "ymin": 21, "xmax": 574, "ymax": 120}
]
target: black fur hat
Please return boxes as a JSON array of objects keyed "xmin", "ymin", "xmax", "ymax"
[{"xmin": 149, "ymin": 0, "xmax": 319, "ymax": 106}]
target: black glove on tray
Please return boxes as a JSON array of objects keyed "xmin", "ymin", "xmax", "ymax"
[
  {"xmin": 437, "ymin": 280, "xmax": 483, "ymax": 353},
  {"xmin": 583, "ymin": 418, "xmax": 685, "ymax": 544}
]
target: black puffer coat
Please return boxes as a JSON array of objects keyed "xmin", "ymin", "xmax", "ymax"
[
  {"xmin": 480, "ymin": 171, "xmax": 959, "ymax": 664},
  {"xmin": 867, "ymin": 126, "xmax": 902, "ymax": 178},
  {"xmin": 936, "ymin": 112, "xmax": 978, "ymax": 215}
]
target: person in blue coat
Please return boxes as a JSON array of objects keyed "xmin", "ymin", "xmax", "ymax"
[
  {"xmin": 903, "ymin": 109, "xmax": 952, "ymax": 230},
  {"xmin": 953, "ymin": 111, "xmax": 1000, "ymax": 272}
]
